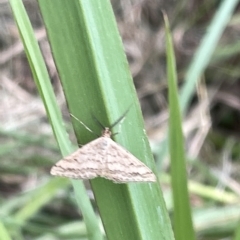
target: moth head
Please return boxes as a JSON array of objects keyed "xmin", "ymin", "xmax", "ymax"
[{"xmin": 102, "ymin": 128, "xmax": 112, "ymax": 138}]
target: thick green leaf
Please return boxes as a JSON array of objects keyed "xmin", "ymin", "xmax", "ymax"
[{"xmin": 38, "ymin": 0, "xmax": 174, "ymax": 239}]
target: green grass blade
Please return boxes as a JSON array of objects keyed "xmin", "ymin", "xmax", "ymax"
[
  {"xmin": 180, "ymin": 0, "xmax": 239, "ymax": 114},
  {"xmin": 164, "ymin": 12, "xmax": 195, "ymax": 240},
  {"xmin": 13, "ymin": 178, "xmax": 69, "ymax": 223},
  {"xmin": 233, "ymin": 219, "xmax": 240, "ymax": 240},
  {"xmin": 38, "ymin": 0, "xmax": 174, "ymax": 239},
  {"xmin": 156, "ymin": 0, "xmax": 238, "ymax": 177},
  {"xmin": 0, "ymin": 222, "xmax": 12, "ymax": 240},
  {"xmin": 194, "ymin": 205, "xmax": 240, "ymax": 236},
  {"xmin": 9, "ymin": 0, "xmax": 102, "ymax": 239}
]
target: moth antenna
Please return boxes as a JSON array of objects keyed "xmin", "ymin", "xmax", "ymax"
[
  {"xmin": 70, "ymin": 114, "xmax": 99, "ymax": 137},
  {"xmin": 91, "ymin": 105, "xmax": 132, "ymax": 131},
  {"xmin": 110, "ymin": 105, "xmax": 132, "ymax": 129},
  {"xmin": 111, "ymin": 132, "xmax": 119, "ymax": 137},
  {"xmin": 91, "ymin": 114, "xmax": 105, "ymax": 130},
  {"xmin": 90, "ymin": 114, "xmax": 121, "ymax": 138}
]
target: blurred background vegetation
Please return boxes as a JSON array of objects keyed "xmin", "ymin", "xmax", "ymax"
[{"xmin": 1, "ymin": 0, "xmax": 240, "ymax": 239}]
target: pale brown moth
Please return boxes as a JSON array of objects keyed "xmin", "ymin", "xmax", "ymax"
[{"xmin": 51, "ymin": 112, "xmax": 156, "ymax": 183}]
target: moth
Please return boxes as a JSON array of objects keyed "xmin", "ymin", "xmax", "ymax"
[{"xmin": 51, "ymin": 111, "xmax": 156, "ymax": 183}]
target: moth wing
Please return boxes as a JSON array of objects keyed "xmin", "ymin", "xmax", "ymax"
[
  {"xmin": 50, "ymin": 137, "xmax": 107, "ymax": 179},
  {"xmin": 102, "ymin": 139, "xmax": 156, "ymax": 183}
]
